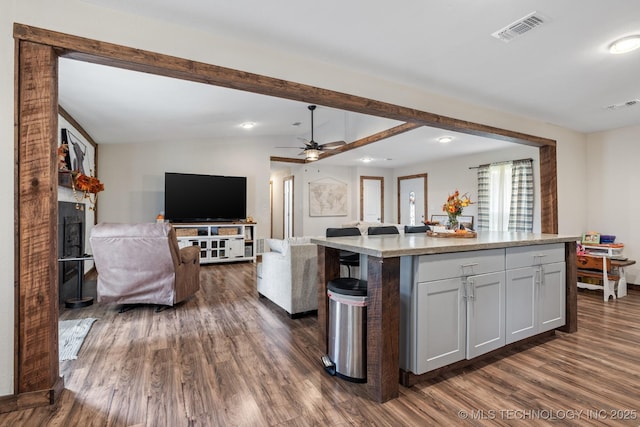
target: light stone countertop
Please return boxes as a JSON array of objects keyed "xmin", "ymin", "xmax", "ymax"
[{"xmin": 310, "ymin": 231, "xmax": 580, "ymax": 258}]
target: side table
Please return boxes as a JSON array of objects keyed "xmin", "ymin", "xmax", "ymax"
[{"xmin": 58, "ymin": 255, "xmax": 94, "ymax": 308}]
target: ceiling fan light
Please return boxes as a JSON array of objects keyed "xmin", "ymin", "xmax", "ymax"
[
  {"xmin": 305, "ymin": 149, "xmax": 320, "ymax": 161},
  {"xmin": 609, "ymin": 35, "xmax": 640, "ymax": 54}
]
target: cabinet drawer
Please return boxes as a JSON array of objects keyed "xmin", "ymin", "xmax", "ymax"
[
  {"xmin": 417, "ymin": 249, "xmax": 504, "ymax": 282},
  {"xmin": 506, "ymin": 243, "xmax": 564, "ymax": 269}
]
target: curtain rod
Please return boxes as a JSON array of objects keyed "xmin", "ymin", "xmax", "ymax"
[{"xmin": 468, "ymin": 157, "xmax": 533, "ymax": 170}]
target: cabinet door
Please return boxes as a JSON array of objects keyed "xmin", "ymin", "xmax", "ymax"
[
  {"xmin": 415, "ymin": 278, "xmax": 465, "ymax": 374},
  {"xmin": 538, "ymin": 262, "xmax": 566, "ymax": 332},
  {"xmin": 505, "ymin": 267, "xmax": 537, "ymax": 344},
  {"xmin": 228, "ymin": 238, "xmax": 245, "ymax": 258},
  {"xmin": 466, "ymin": 271, "xmax": 505, "ymax": 359}
]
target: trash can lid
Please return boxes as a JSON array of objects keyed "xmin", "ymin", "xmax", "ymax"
[{"xmin": 327, "ymin": 277, "xmax": 367, "ymax": 297}]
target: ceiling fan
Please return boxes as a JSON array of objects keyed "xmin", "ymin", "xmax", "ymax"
[{"xmin": 285, "ymin": 105, "xmax": 346, "ymax": 161}]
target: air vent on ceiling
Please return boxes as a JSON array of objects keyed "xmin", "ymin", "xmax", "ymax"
[
  {"xmin": 491, "ymin": 12, "xmax": 548, "ymax": 43},
  {"xmin": 605, "ymin": 99, "xmax": 640, "ymax": 110}
]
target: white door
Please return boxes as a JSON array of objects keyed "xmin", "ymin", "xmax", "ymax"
[
  {"xmin": 283, "ymin": 176, "xmax": 293, "ymax": 239},
  {"xmin": 361, "ymin": 176, "xmax": 383, "ymax": 222},
  {"xmin": 398, "ymin": 174, "xmax": 427, "ymax": 225}
]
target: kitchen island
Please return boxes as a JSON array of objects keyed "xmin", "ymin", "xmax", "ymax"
[{"xmin": 311, "ymin": 232, "xmax": 579, "ymax": 403}]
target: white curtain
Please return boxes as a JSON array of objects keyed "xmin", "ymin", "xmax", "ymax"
[
  {"xmin": 488, "ymin": 163, "xmax": 512, "ymax": 231},
  {"xmin": 477, "ymin": 159, "xmax": 533, "ymax": 232}
]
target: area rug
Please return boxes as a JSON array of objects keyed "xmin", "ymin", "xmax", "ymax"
[{"xmin": 58, "ymin": 318, "xmax": 98, "ymax": 361}]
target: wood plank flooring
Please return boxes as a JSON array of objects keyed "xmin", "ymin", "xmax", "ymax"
[{"xmin": 1, "ymin": 263, "xmax": 639, "ymax": 426}]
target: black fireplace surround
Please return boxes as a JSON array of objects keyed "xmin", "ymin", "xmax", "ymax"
[{"xmin": 58, "ymin": 201, "xmax": 86, "ymax": 303}]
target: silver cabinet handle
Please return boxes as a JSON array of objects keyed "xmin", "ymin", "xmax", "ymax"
[{"xmin": 468, "ymin": 278, "xmax": 475, "ymax": 300}]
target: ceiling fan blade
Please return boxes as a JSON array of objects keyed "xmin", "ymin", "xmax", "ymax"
[{"xmin": 319, "ymin": 140, "xmax": 346, "ymax": 150}]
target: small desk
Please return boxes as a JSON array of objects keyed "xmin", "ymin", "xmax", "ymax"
[
  {"xmin": 58, "ymin": 256, "xmax": 94, "ymax": 308},
  {"xmin": 577, "ymin": 255, "xmax": 636, "ymax": 299}
]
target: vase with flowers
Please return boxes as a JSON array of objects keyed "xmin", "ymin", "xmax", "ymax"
[
  {"xmin": 71, "ymin": 170, "xmax": 104, "ymax": 211},
  {"xmin": 442, "ymin": 190, "xmax": 473, "ymax": 230}
]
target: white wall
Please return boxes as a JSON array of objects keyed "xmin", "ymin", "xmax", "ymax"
[
  {"xmin": 395, "ymin": 145, "xmax": 541, "ymax": 232},
  {"xmin": 96, "ymin": 136, "xmax": 276, "ymax": 242},
  {"xmin": 587, "ymin": 126, "xmax": 640, "ymax": 283},
  {"xmin": 0, "ymin": 0, "xmax": 16, "ymax": 397},
  {"xmin": 2, "ymin": 0, "xmax": 592, "ymax": 397}
]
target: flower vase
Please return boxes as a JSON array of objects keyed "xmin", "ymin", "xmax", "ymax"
[{"xmin": 448, "ymin": 215, "xmax": 459, "ymax": 230}]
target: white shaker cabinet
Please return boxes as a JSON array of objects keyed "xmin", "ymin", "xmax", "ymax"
[
  {"xmin": 505, "ymin": 244, "xmax": 566, "ymax": 344},
  {"xmin": 411, "ymin": 249, "xmax": 505, "ymax": 374}
]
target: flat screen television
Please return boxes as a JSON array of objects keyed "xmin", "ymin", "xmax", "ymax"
[{"xmin": 164, "ymin": 172, "xmax": 247, "ymax": 223}]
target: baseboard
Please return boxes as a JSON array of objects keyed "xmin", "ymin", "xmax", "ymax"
[{"xmin": 0, "ymin": 377, "xmax": 64, "ymax": 414}]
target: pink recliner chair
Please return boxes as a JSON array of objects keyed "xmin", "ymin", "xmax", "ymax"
[{"xmin": 90, "ymin": 222, "xmax": 200, "ymax": 309}]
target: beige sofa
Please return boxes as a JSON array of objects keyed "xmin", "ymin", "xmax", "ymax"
[
  {"xmin": 90, "ymin": 222, "xmax": 200, "ymax": 308},
  {"xmin": 257, "ymin": 237, "xmax": 317, "ymax": 317}
]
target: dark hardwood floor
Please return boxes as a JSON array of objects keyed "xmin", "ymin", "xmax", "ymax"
[{"xmin": 2, "ymin": 263, "xmax": 639, "ymax": 426}]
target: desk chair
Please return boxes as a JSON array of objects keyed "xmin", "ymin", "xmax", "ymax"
[
  {"xmin": 404, "ymin": 225, "xmax": 429, "ymax": 234},
  {"xmin": 367, "ymin": 225, "xmax": 399, "ymax": 235},
  {"xmin": 326, "ymin": 227, "xmax": 361, "ymax": 277}
]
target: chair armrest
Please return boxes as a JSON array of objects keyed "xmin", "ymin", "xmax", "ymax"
[{"xmin": 180, "ymin": 245, "xmax": 200, "ymax": 264}]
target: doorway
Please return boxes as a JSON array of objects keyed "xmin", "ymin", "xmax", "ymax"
[
  {"xmin": 283, "ymin": 176, "xmax": 294, "ymax": 239},
  {"xmin": 398, "ymin": 173, "xmax": 427, "ymax": 225},
  {"xmin": 360, "ymin": 176, "xmax": 384, "ymax": 223}
]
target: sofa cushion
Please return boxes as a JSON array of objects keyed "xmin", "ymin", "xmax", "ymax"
[{"xmin": 267, "ymin": 238, "xmax": 289, "ymax": 255}]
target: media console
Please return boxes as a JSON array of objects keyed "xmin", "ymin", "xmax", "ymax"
[{"xmin": 172, "ymin": 222, "xmax": 256, "ymax": 264}]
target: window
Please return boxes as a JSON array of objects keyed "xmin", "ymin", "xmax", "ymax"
[{"xmin": 477, "ymin": 159, "xmax": 533, "ymax": 232}]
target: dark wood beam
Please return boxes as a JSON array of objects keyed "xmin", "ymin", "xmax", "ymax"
[
  {"xmin": 13, "ymin": 23, "xmax": 556, "ymax": 148},
  {"xmin": 16, "ymin": 40, "xmax": 62, "ymax": 397},
  {"xmin": 269, "ymin": 156, "xmax": 307, "ymax": 164}
]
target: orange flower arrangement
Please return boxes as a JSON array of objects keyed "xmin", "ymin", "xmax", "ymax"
[
  {"xmin": 70, "ymin": 171, "xmax": 104, "ymax": 211},
  {"xmin": 442, "ymin": 190, "xmax": 473, "ymax": 228},
  {"xmin": 74, "ymin": 172, "xmax": 104, "ymax": 194}
]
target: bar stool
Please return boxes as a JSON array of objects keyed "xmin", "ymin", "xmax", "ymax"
[{"xmin": 326, "ymin": 227, "xmax": 361, "ymax": 277}]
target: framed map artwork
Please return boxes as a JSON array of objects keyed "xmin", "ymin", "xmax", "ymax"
[{"xmin": 309, "ymin": 179, "xmax": 348, "ymax": 217}]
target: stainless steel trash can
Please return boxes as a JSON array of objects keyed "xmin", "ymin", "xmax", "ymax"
[{"xmin": 327, "ymin": 277, "xmax": 367, "ymax": 383}]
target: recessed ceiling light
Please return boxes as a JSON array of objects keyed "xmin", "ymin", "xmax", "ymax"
[
  {"xmin": 360, "ymin": 157, "xmax": 373, "ymax": 163},
  {"xmin": 240, "ymin": 122, "xmax": 256, "ymax": 129},
  {"xmin": 438, "ymin": 136, "xmax": 453, "ymax": 143},
  {"xmin": 609, "ymin": 35, "xmax": 640, "ymax": 54}
]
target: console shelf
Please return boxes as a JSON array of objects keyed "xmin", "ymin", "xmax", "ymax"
[{"xmin": 173, "ymin": 222, "xmax": 256, "ymax": 264}]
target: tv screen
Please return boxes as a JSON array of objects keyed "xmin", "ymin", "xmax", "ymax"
[{"xmin": 164, "ymin": 172, "xmax": 247, "ymax": 222}]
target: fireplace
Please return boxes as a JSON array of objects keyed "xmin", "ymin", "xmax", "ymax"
[{"xmin": 58, "ymin": 202, "xmax": 86, "ymax": 302}]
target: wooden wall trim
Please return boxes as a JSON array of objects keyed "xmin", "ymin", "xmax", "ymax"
[
  {"xmin": 58, "ymin": 106, "xmax": 98, "ymax": 149},
  {"xmin": 13, "ymin": 23, "xmax": 556, "ymax": 148},
  {"xmin": 0, "ymin": 378, "xmax": 64, "ymax": 415},
  {"xmin": 17, "ymin": 41, "xmax": 60, "ymax": 394},
  {"xmin": 540, "ymin": 145, "xmax": 558, "ymax": 234}
]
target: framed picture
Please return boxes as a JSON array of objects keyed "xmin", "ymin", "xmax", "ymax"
[
  {"xmin": 62, "ymin": 128, "xmax": 87, "ymax": 174},
  {"xmin": 309, "ymin": 179, "xmax": 348, "ymax": 217},
  {"xmin": 582, "ymin": 233, "xmax": 600, "ymax": 244}
]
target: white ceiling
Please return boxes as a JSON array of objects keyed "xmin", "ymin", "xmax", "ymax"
[{"xmin": 62, "ymin": 0, "xmax": 640, "ymax": 166}]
